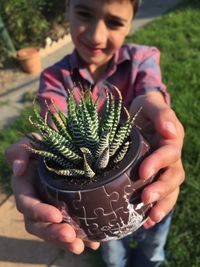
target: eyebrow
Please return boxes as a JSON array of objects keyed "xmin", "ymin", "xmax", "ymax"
[
  {"xmin": 74, "ymin": 4, "xmax": 92, "ymax": 11},
  {"xmin": 74, "ymin": 4, "xmax": 128, "ymax": 23},
  {"xmin": 108, "ymin": 15, "xmax": 128, "ymax": 24}
]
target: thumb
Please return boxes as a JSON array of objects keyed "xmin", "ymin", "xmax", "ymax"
[
  {"xmin": 12, "ymin": 159, "xmax": 28, "ymax": 177},
  {"xmin": 158, "ymin": 120, "xmax": 178, "ymax": 140},
  {"xmin": 5, "ymin": 137, "xmax": 32, "ymax": 176},
  {"xmin": 155, "ymin": 110, "xmax": 184, "ymax": 148},
  {"xmin": 149, "ymin": 106, "xmax": 178, "ymax": 140}
]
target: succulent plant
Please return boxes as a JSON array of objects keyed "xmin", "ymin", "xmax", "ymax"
[{"xmin": 25, "ymin": 85, "xmax": 139, "ymax": 180}]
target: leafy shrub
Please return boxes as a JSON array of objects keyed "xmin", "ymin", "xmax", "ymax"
[
  {"xmin": 2, "ymin": 0, "xmax": 49, "ymax": 48},
  {"xmin": 40, "ymin": 0, "xmax": 66, "ymax": 20},
  {"xmin": 0, "ymin": 0, "xmax": 68, "ymax": 64},
  {"xmin": 0, "ymin": 43, "xmax": 10, "ymax": 67}
]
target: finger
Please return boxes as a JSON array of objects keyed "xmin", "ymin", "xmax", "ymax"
[
  {"xmin": 130, "ymin": 92, "xmax": 185, "ymax": 143},
  {"xmin": 148, "ymin": 106, "xmax": 178, "ymax": 139},
  {"xmin": 5, "ymin": 137, "xmax": 31, "ymax": 164},
  {"xmin": 12, "ymin": 165, "xmax": 63, "ymax": 223},
  {"xmin": 65, "ymin": 238, "xmax": 85, "ymax": 254},
  {"xmin": 85, "ymin": 241, "xmax": 100, "ymax": 250},
  {"xmin": 139, "ymin": 143, "xmax": 182, "ymax": 179},
  {"xmin": 153, "ymin": 108, "xmax": 184, "ymax": 142},
  {"xmin": 24, "ymin": 219, "xmax": 76, "ymax": 243},
  {"xmin": 141, "ymin": 159, "xmax": 185, "ymax": 204},
  {"xmin": 145, "ymin": 187, "xmax": 179, "ymax": 225},
  {"xmin": 5, "ymin": 134, "xmax": 42, "ymax": 176},
  {"xmin": 13, "ymin": 186, "xmax": 63, "ymax": 223},
  {"xmin": 140, "ymin": 92, "xmax": 184, "ymax": 140},
  {"xmin": 21, "ymin": 197, "xmax": 63, "ymax": 223},
  {"xmin": 143, "ymin": 218, "xmax": 156, "ymax": 229},
  {"xmin": 24, "ymin": 219, "xmax": 85, "ymax": 254},
  {"xmin": 50, "ymin": 237, "xmax": 85, "ymax": 254}
]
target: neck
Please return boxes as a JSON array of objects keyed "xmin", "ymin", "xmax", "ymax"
[
  {"xmin": 88, "ymin": 64, "xmax": 107, "ymax": 82},
  {"xmin": 88, "ymin": 56, "xmax": 114, "ymax": 81}
]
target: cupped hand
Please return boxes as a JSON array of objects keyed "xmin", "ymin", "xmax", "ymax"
[
  {"xmin": 130, "ymin": 92, "xmax": 185, "ymax": 228},
  {"xmin": 5, "ymin": 138, "xmax": 100, "ymax": 254}
]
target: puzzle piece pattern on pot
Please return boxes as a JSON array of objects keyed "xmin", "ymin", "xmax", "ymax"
[{"xmin": 60, "ymin": 172, "xmax": 146, "ymax": 241}]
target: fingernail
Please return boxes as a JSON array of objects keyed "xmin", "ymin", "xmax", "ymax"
[
  {"xmin": 144, "ymin": 221, "xmax": 155, "ymax": 229},
  {"xmin": 145, "ymin": 168, "xmax": 156, "ymax": 180},
  {"xmin": 149, "ymin": 192, "xmax": 160, "ymax": 203},
  {"xmin": 13, "ymin": 160, "xmax": 24, "ymax": 176},
  {"xmin": 156, "ymin": 210, "xmax": 165, "ymax": 223},
  {"xmin": 164, "ymin": 122, "xmax": 177, "ymax": 136}
]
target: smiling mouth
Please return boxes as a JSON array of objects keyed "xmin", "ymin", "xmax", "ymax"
[{"xmin": 82, "ymin": 42, "xmax": 104, "ymax": 55}]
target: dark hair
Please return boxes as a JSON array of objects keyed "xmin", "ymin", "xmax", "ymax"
[
  {"xmin": 66, "ymin": 0, "xmax": 142, "ymax": 16},
  {"xmin": 132, "ymin": 0, "xmax": 142, "ymax": 15}
]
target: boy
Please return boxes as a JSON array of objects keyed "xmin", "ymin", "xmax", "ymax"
[{"xmin": 6, "ymin": 0, "xmax": 185, "ymax": 266}]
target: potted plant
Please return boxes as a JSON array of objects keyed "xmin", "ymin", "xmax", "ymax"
[
  {"xmin": 16, "ymin": 47, "xmax": 41, "ymax": 74},
  {"xmin": 25, "ymin": 85, "xmax": 156, "ymax": 242}
]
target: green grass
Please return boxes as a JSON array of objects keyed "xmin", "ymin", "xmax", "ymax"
[
  {"xmin": 127, "ymin": 0, "xmax": 200, "ymax": 266},
  {"xmin": 0, "ymin": 107, "xmax": 34, "ymax": 194},
  {"xmin": 0, "ymin": 0, "xmax": 200, "ymax": 265}
]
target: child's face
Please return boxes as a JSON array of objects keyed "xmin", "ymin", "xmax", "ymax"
[{"xmin": 69, "ymin": 0, "xmax": 133, "ymax": 71}]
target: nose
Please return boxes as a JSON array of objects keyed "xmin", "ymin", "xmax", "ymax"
[{"xmin": 87, "ymin": 20, "xmax": 107, "ymax": 46}]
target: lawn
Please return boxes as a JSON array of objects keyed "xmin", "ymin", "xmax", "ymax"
[{"xmin": 0, "ymin": 0, "xmax": 200, "ymax": 266}]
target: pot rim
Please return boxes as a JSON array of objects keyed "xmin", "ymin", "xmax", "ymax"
[
  {"xmin": 38, "ymin": 126, "xmax": 146, "ymax": 193},
  {"xmin": 16, "ymin": 47, "xmax": 40, "ymax": 60}
]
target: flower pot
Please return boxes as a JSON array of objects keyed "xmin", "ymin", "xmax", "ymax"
[
  {"xmin": 36, "ymin": 127, "xmax": 155, "ymax": 242},
  {"xmin": 16, "ymin": 47, "xmax": 41, "ymax": 74}
]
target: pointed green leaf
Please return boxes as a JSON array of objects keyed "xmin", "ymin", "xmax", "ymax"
[
  {"xmin": 82, "ymin": 152, "xmax": 96, "ymax": 178},
  {"xmin": 95, "ymin": 129, "xmax": 110, "ymax": 159},
  {"xmin": 109, "ymin": 120, "xmax": 131, "ymax": 157},
  {"xmin": 80, "ymin": 147, "xmax": 95, "ymax": 166},
  {"xmin": 44, "ymin": 100, "xmax": 71, "ymax": 140},
  {"xmin": 95, "ymin": 147, "xmax": 110, "ymax": 170},
  {"xmin": 44, "ymin": 159, "xmax": 85, "ymax": 177},
  {"xmin": 112, "ymin": 141, "xmax": 130, "ymax": 164},
  {"xmin": 109, "ymin": 86, "xmax": 122, "ymax": 144},
  {"xmin": 22, "ymin": 144, "xmax": 71, "ymax": 168}
]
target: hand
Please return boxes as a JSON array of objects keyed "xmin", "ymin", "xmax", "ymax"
[
  {"xmin": 5, "ymin": 138, "xmax": 100, "ymax": 254},
  {"xmin": 130, "ymin": 92, "xmax": 185, "ymax": 228}
]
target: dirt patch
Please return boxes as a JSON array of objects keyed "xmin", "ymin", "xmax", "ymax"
[{"xmin": 0, "ymin": 63, "xmax": 29, "ymax": 95}]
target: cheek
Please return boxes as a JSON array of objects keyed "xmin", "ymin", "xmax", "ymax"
[
  {"xmin": 70, "ymin": 22, "xmax": 84, "ymax": 40},
  {"xmin": 108, "ymin": 34, "xmax": 126, "ymax": 50}
]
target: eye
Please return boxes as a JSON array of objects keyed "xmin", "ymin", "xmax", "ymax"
[
  {"xmin": 107, "ymin": 19, "xmax": 125, "ymax": 29},
  {"xmin": 76, "ymin": 10, "xmax": 92, "ymax": 20}
]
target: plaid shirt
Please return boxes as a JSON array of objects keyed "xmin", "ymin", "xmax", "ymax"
[{"xmin": 38, "ymin": 44, "xmax": 170, "ymax": 116}]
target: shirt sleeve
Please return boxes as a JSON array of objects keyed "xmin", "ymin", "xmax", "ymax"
[
  {"xmin": 37, "ymin": 67, "xmax": 68, "ymax": 117},
  {"xmin": 134, "ymin": 47, "xmax": 170, "ymax": 105}
]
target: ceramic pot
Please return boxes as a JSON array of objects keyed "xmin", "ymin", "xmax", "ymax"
[
  {"xmin": 16, "ymin": 47, "xmax": 41, "ymax": 74},
  {"xmin": 36, "ymin": 127, "xmax": 155, "ymax": 242}
]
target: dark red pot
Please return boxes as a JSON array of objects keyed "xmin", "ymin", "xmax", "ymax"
[{"xmin": 36, "ymin": 127, "xmax": 155, "ymax": 242}]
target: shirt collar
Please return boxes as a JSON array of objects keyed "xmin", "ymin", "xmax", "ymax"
[
  {"xmin": 69, "ymin": 45, "xmax": 132, "ymax": 82},
  {"xmin": 113, "ymin": 44, "xmax": 132, "ymax": 65}
]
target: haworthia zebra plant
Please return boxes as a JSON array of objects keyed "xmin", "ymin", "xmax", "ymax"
[{"xmin": 26, "ymin": 86, "xmax": 139, "ymax": 179}]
